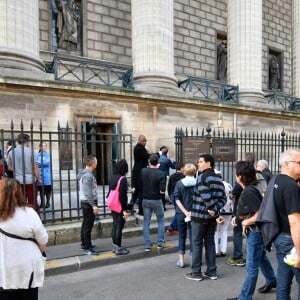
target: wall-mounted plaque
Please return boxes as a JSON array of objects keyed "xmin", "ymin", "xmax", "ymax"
[
  {"xmin": 182, "ymin": 137, "xmax": 210, "ymax": 164},
  {"xmin": 212, "ymin": 138, "xmax": 236, "ymax": 162}
]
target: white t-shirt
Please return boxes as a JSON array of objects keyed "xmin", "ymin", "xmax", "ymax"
[{"xmin": 0, "ymin": 207, "xmax": 48, "ymax": 289}]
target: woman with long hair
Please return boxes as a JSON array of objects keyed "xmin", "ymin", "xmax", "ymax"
[
  {"xmin": 0, "ymin": 178, "xmax": 48, "ymax": 300},
  {"xmin": 108, "ymin": 159, "xmax": 129, "ymax": 255}
]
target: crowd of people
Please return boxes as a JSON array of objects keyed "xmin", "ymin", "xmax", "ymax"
[
  {"xmin": 1, "ymin": 132, "xmax": 300, "ymax": 300},
  {"xmin": 109, "ymin": 135, "xmax": 300, "ymax": 300},
  {"xmin": 1, "ymin": 134, "xmax": 53, "ymax": 214}
]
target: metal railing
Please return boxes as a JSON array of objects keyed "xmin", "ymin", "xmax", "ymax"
[
  {"xmin": 178, "ymin": 76, "xmax": 239, "ymax": 103},
  {"xmin": 46, "ymin": 54, "xmax": 134, "ymax": 89},
  {"xmin": 0, "ymin": 120, "xmax": 132, "ymax": 224},
  {"xmin": 263, "ymin": 90, "xmax": 300, "ymax": 111},
  {"xmin": 175, "ymin": 126, "xmax": 300, "ymax": 185}
]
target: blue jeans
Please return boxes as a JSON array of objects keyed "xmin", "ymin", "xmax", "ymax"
[
  {"xmin": 191, "ymin": 220, "xmax": 217, "ymax": 276},
  {"xmin": 177, "ymin": 213, "xmax": 192, "ymax": 254},
  {"xmin": 169, "ymin": 195, "xmax": 178, "ymax": 231},
  {"xmin": 239, "ymin": 230, "xmax": 276, "ymax": 300},
  {"xmin": 274, "ymin": 233, "xmax": 300, "ymax": 300},
  {"xmin": 233, "ymin": 223, "xmax": 244, "ymax": 259},
  {"xmin": 142, "ymin": 199, "xmax": 165, "ymax": 248}
]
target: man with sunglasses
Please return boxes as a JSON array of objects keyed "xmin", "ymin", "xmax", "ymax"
[{"xmin": 272, "ymin": 149, "xmax": 300, "ymax": 299}]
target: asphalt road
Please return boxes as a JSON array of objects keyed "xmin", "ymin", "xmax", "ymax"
[{"xmin": 40, "ymin": 248, "xmax": 297, "ymax": 300}]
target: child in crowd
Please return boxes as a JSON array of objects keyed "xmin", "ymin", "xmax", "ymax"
[{"xmin": 173, "ymin": 163, "xmax": 197, "ymax": 268}]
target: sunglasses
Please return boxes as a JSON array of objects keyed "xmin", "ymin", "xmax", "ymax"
[{"xmin": 288, "ymin": 161, "xmax": 300, "ymax": 165}]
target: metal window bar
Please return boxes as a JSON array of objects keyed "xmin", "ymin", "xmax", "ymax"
[
  {"xmin": 263, "ymin": 90, "xmax": 300, "ymax": 111},
  {"xmin": 178, "ymin": 76, "xmax": 239, "ymax": 104},
  {"xmin": 52, "ymin": 54, "xmax": 134, "ymax": 89}
]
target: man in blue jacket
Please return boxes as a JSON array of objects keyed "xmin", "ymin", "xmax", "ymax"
[{"xmin": 158, "ymin": 146, "xmax": 176, "ymax": 210}]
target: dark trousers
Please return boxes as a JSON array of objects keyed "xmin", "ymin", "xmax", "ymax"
[
  {"xmin": 111, "ymin": 211, "xmax": 125, "ymax": 247},
  {"xmin": 191, "ymin": 221, "xmax": 217, "ymax": 276},
  {"xmin": 0, "ymin": 288, "xmax": 38, "ymax": 300},
  {"xmin": 233, "ymin": 222, "xmax": 244, "ymax": 259},
  {"xmin": 81, "ymin": 202, "xmax": 95, "ymax": 249}
]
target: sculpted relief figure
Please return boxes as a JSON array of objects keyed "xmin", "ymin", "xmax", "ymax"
[
  {"xmin": 51, "ymin": 0, "xmax": 81, "ymax": 52},
  {"xmin": 269, "ymin": 55, "xmax": 280, "ymax": 90},
  {"xmin": 217, "ymin": 40, "xmax": 227, "ymax": 81}
]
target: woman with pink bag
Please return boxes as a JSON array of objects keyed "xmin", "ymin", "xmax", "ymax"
[{"xmin": 107, "ymin": 159, "xmax": 130, "ymax": 255}]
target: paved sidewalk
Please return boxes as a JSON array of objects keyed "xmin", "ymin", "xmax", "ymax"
[
  {"xmin": 45, "ymin": 205, "xmax": 233, "ymax": 276},
  {"xmin": 45, "ymin": 231, "xmax": 180, "ymax": 276}
]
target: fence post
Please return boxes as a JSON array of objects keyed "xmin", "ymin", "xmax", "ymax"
[
  {"xmin": 281, "ymin": 129, "xmax": 286, "ymax": 153},
  {"xmin": 205, "ymin": 124, "xmax": 213, "ymax": 154},
  {"xmin": 89, "ymin": 116, "xmax": 97, "ymax": 155}
]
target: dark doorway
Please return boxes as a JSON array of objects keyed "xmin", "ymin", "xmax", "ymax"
[{"xmin": 82, "ymin": 122, "xmax": 114, "ymax": 185}]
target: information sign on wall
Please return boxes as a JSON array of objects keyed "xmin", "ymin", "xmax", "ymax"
[
  {"xmin": 182, "ymin": 137, "xmax": 210, "ymax": 164},
  {"xmin": 212, "ymin": 138, "xmax": 236, "ymax": 162}
]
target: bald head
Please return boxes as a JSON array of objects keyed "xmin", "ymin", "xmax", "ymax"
[{"xmin": 138, "ymin": 135, "xmax": 147, "ymax": 147}]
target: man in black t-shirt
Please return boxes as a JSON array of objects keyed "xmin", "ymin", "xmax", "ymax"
[
  {"xmin": 141, "ymin": 154, "xmax": 166, "ymax": 251},
  {"xmin": 273, "ymin": 149, "xmax": 300, "ymax": 299}
]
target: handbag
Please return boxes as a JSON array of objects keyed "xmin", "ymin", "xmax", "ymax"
[{"xmin": 106, "ymin": 176, "xmax": 124, "ymax": 213}]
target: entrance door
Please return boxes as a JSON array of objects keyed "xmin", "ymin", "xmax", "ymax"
[{"xmin": 82, "ymin": 122, "xmax": 120, "ymax": 185}]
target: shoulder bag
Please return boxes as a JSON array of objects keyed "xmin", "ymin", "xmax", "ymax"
[
  {"xmin": 106, "ymin": 176, "xmax": 124, "ymax": 213},
  {"xmin": 0, "ymin": 227, "xmax": 46, "ymax": 257}
]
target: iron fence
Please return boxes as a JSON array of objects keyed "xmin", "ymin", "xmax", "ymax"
[
  {"xmin": 0, "ymin": 120, "xmax": 132, "ymax": 224},
  {"xmin": 175, "ymin": 126, "xmax": 300, "ymax": 185}
]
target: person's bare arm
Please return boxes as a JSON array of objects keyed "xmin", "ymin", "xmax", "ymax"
[
  {"xmin": 288, "ymin": 212, "xmax": 300, "ymax": 268},
  {"xmin": 33, "ymin": 162, "xmax": 41, "ymax": 182},
  {"xmin": 175, "ymin": 199, "xmax": 190, "ymax": 217},
  {"xmin": 39, "ymin": 243, "xmax": 47, "ymax": 253}
]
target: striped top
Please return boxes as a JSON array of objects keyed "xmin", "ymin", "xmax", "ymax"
[{"xmin": 191, "ymin": 168, "xmax": 227, "ymax": 223}]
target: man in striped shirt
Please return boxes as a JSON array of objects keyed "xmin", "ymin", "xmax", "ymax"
[{"xmin": 185, "ymin": 154, "xmax": 227, "ymax": 281}]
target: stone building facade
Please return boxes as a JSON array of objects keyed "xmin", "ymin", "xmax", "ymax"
[{"xmin": 0, "ymin": 0, "xmax": 299, "ymax": 174}]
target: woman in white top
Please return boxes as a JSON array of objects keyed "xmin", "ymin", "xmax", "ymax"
[{"xmin": 0, "ymin": 178, "xmax": 48, "ymax": 300}]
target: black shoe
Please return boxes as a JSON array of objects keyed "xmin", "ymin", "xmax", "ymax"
[
  {"xmin": 185, "ymin": 272, "xmax": 203, "ymax": 281},
  {"xmin": 226, "ymin": 298, "xmax": 239, "ymax": 300},
  {"xmin": 81, "ymin": 244, "xmax": 96, "ymax": 250},
  {"xmin": 83, "ymin": 248, "xmax": 99, "ymax": 255},
  {"xmin": 216, "ymin": 252, "xmax": 226, "ymax": 257},
  {"xmin": 258, "ymin": 283, "xmax": 276, "ymax": 293},
  {"xmin": 115, "ymin": 247, "xmax": 129, "ymax": 255},
  {"xmin": 157, "ymin": 245, "xmax": 164, "ymax": 250},
  {"xmin": 203, "ymin": 272, "xmax": 218, "ymax": 280}
]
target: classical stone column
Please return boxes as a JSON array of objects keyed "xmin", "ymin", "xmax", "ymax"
[
  {"xmin": 131, "ymin": 0, "xmax": 177, "ymax": 91},
  {"xmin": 293, "ymin": 0, "xmax": 300, "ymax": 97},
  {"xmin": 227, "ymin": 0, "xmax": 264, "ymax": 104},
  {"xmin": 0, "ymin": 0, "xmax": 45, "ymax": 77}
]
